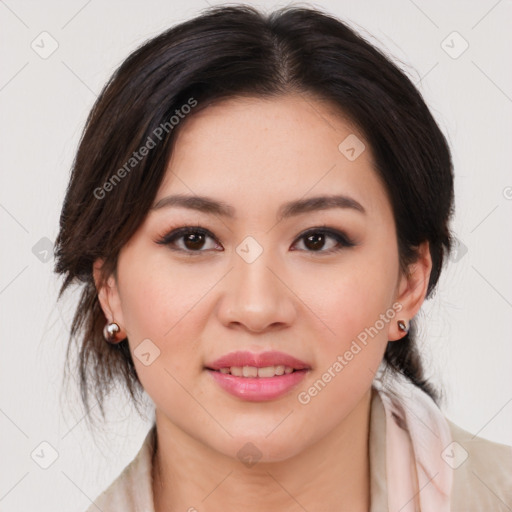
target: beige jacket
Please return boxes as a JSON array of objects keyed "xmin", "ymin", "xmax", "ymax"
[{"xmin": 85, "ymin": 388, "xmax": 512, "ymax": 511}]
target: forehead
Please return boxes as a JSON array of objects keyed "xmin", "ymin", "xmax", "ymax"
[{"xmin": 156, "ymin": 94, "xmax": 390, "ymax": 220}]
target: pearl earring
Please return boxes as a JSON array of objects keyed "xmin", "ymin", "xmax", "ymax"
[
  {"xmin": 103, "ymin": 322, "xmax": 121, "ymax": 343},
  {"xmin": 397, "ymin": 319, "xmax": 409, "ymax": 333}
]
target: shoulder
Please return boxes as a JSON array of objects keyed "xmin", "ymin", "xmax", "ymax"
[
  {"xmin": 446, "ymin": 418, "xmax": 512, "ymax": 511},
  {"xmin": 83, "ymin": 426, "xmax": 156, "ymax": 512}
]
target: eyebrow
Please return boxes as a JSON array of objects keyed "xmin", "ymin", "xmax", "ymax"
[{"xmin": 151, "ymin": 193, "xmax": 366, "ymax": 220}]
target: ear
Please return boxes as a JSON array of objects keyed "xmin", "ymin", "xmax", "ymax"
[
  {"xmin": 93, "ymin": 258, "xmax": 126, "ymax": 337},
  {"xmin": 389, "ymin": 241, "xmax": 432, "ymax": 341}
]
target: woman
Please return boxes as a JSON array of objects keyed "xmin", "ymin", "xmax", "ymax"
[{"xmin": 54, "ymin": 4, "xmax": 512, "ymax": 511}]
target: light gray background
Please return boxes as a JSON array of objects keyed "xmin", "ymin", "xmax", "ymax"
[{"xmin": 1, "ymin": 0, "xmax": 511, "ymax": 510}]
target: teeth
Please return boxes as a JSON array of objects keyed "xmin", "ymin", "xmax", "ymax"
[
  {"xmin": 230, "ymin": 366, "xmax": 243, "ymax": 377},
  {"xmin": 274, "ymin": 365, "xmax": 285, "ymax": 375},
  {"xmin": 217, "ymin": 365, "xmax": 297, "ymax": 377},
  {"xmin": 242, "ymin": 366, "xmax": 258, "ymax": 378},
  {"xmin": 258, "ymin": 366, "xmax": 277, "ymax": 378}
]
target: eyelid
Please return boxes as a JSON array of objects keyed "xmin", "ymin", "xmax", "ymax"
[
  {"xmin": 155, "ymin": 224, "xmax": 357, "ymax": 254},
  {"xmin": 155, "ymin": 226, "xmax": 221, "ymax": 251},
  {"xmin": 292, "ymin": 226, "xmax": 357, "ymax": 253}
]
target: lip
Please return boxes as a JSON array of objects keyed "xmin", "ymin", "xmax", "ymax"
[
  {"xmin": 205, "ymin": 350, "xmax": 310, "ymax": 371},
  {"xmin": 204, "ymin": 350, "xmax": 311, "ymax": 402},
  {"xmin": 207, "ymin": 369, "xmax": 309, "ymax": 401}
]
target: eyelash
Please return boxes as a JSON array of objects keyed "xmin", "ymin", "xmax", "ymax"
[{"xmin": 155, "ymin": 224, "xmax": 357, "ymax": 256}]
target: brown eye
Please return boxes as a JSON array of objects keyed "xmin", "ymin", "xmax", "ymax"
[
  {"xmin": 293, "ymin": 228, "xmax": 356, "ymax": 254},
  {"xmin": 156, "ymin": 227, "xmax": 221, "ymax": 254},
  {"xmin": 303, "ymin": 232, "xmax": 327, "ymax": 251},
  {"xmin": 182, "ymin": 232, "xmax": 207, "ymax": 250},
  {"xmin": 156, "ymin": 225, "xmax": 356, "ymax": 256}
]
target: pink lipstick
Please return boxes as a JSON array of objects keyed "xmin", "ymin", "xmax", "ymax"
[{"xmin": 205, "ymin": 350, "xmax": 310, "ymax": 401}]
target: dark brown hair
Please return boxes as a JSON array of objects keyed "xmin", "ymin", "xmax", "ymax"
[{"xmin": 54, "ymin": 4, "xmax": 454, "ymax": 423}]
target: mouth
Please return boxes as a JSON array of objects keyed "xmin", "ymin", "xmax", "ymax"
[
  {"xmin": 204, "ymin": 351, "xmax": 311, "ymax": 401},
  {"xmin": 205, "ymin": 350, "xmax": 311, "ymax": 372},
  {"xmin": 206, "ymin": 365, "xmax": 304, "ymax": 378}
]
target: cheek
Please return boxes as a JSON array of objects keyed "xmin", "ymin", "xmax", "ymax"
[
  {"xmin": 115, "ymin": 251, "xmax": 217, "ymax": 420},
  {"xmin": 310, "ymin": 280, "xmax": 390, "ymax": 390},
  {"xmin": 116, "ymin": 248, "xmax": 216, "ymax": 377},
  {"xmin": 292, "ymin": 246, "xmax": 398, "ymax": 407},
  {"xmin": 299, "ymin": 255, "xmax": 397, "ymax": 350},
  {"xmin": 291, "ymin": 264, "xmax": 396, "ymax": 436}
]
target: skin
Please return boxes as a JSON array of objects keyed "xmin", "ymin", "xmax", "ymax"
[{"xmin": 94, "ymin": 93, "xmax": 432, "ymax": 511}]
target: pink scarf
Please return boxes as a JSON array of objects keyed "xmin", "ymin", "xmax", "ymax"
[{"xmin": 373, "ymin": 371, "xmax": 454, "ymax": 511}]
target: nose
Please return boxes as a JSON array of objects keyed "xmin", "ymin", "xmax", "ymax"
[{"xmin": 216, "ymin": 244, "xmax": 297, "ymax": 334}]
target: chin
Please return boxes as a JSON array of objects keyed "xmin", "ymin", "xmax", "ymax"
[{"xmin": 209, "ymin": 431, "xmax": 308, "ymax": 466}]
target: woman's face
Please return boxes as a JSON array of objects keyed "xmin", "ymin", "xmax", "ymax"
[{"xmin": 96, "ymin": 93, "xmax": 430, "ymax": 462}]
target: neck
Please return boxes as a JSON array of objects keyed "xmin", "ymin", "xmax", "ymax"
[{"xmin": 152, "ymin": 388, "xmax": 372, "ymax": 512}]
